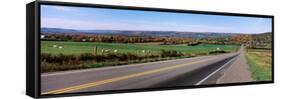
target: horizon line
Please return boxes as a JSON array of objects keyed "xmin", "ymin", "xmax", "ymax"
[{"xmin": 41, "ymin": 27, "xmax": 271, "ymax": 34}]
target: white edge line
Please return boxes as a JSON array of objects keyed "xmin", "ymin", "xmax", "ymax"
[{"xmin": 195, "ymin": 55, "xmax": 238, "ymax": 85}]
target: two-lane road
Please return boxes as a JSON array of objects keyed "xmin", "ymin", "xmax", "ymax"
[{"xmin": 41, "ymin": 48, "xmax": 246, "ymax": 95}]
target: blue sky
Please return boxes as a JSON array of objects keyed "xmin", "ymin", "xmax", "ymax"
[{"xmin": 41, "ymin": 5, "xmax": 272, "ymax": 34}]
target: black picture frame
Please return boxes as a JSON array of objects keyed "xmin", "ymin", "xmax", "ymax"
[{"xmin": 26, "ymin": 0, "xmax": 274, "ymax": 98}]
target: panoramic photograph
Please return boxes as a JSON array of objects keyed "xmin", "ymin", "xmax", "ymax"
[{"xmin": 40, "ymin": 5, "xmax": 272, "ymax": 95}]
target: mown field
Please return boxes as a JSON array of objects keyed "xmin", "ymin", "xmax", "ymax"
[
  {"xmin": 40, "ymin": 41, "xmax": 239, "ymax": 73},
  {"xmin": 246, "ymin": 49, "xmax": 272, "ymax": 81},
  {"xmin": 41, "ymin": 41, "xmax": 239, "ymax": 55}
]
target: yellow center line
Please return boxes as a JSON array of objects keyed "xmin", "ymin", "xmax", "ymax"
[{"xmin": 42, "ymin": 57, "xmax": 216, "ymax": 95}]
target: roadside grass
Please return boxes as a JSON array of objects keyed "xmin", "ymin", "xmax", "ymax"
[
  {"xmin": 87, "ymin": 56, "xmax": 188, "ymax": 68},
  {"xmin": 246, "ymin": 49, "xmax": 272, "ymax": 81},
  {"xmin": 41, "ymin": 55, "xmax": 191, "ymax": 73},
  {"xmin": 40, "ymin": 52, "xmax": 190, "ymax": 73}
]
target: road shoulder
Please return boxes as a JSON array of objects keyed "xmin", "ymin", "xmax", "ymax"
[{"xmin": 216, "ymin": 49, "xmax": 253, "ymax": 84}]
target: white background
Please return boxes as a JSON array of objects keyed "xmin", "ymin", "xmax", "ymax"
[{"xmin": 0, "ymin": 0, "xmax": 279, "ymax": 99}]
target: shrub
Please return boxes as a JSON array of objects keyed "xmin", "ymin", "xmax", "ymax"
[
  {"xmin": 209, "ymin": 50, "xmax": 229, "ymax": 54},
  {"xmin": 41, "ymin": 61, "xmax": 89, "ymax": 72},
  {"xmin": 160, "ymin": 50, "xmax": 183, "ymax": 58},
  {"xmin": 79, "ymin": 53, "xmax": 96, "ymax": 61},
  {"xmin": 93, "ymin": 55, "xmax": 107, "ymax": 62},
  {"xmin": 41, "ymin": 53, "xmax": 79, "ymax": 64}
]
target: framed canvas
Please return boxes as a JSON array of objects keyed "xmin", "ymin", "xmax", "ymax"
[{"xmin": 26, "ymin": 1, "xmax": 274, "ymax": 98}]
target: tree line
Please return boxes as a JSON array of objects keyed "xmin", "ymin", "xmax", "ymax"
[
  {"xmin": 41, "ymin": 33, "xmax": 272, "ymax": 47},
  {"xmin": 41, "ymin": 33, "xmax": 193, "ymax": 44}
]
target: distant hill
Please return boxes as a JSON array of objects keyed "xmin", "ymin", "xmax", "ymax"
[
  {"xmin": 251, "ymin": 32, "xmax": 272, "ymax": 48},
  {"xmin": 41, "ymin": 27, "xmax": 244, "ymax": 38},
  {"xmin": 41, "ymin": 28, "xmax": 79, "ymax": 33}
]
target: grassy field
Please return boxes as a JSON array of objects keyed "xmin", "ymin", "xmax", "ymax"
[
  {"xmin": 246, "ymin": 49, "xmax": 272, "ymax": 81},
  {"xmin": 41, "ymin": 41, "xmax": 239, "ymax": 55},
  {"xmin": 40, "ymin": 41, "xmax": 239, "ymax": 72}
]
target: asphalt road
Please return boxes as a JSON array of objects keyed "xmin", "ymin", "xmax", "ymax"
[{"xmin": 41, "ymin": 49, "xmax": 242, "ymax": 95}]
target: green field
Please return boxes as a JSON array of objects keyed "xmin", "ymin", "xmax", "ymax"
[
  {"xmin": 40, "ymin": 41, "xmax": 240, "ymax": 72},
  {"xmin": 41, "ymin": 41, "xmax": 239, "ymax": 55}
]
